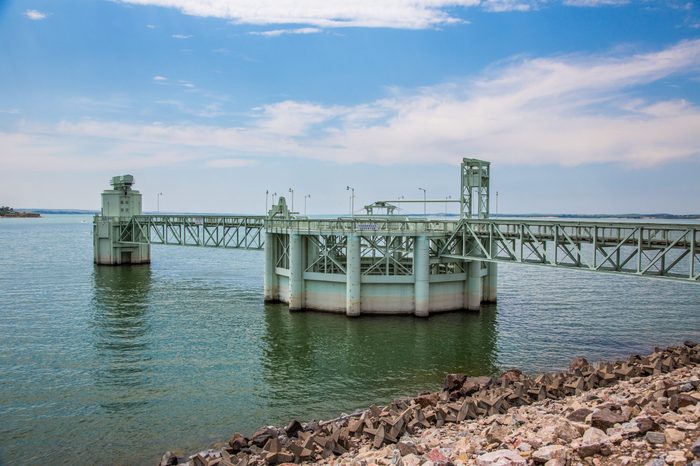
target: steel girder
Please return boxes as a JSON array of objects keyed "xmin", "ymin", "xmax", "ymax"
[
  {"xmin": 118, "ymin": 215, "xmax": 265, "ymax": 249},
  {"xmin": 441, "ymin": 219, "xmax": 700, "ymax": 283}
]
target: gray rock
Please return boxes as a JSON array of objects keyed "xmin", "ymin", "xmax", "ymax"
[
  {"xmin": 692, "ymin": 437, "xmax": 700, "ymax": 457},
  {"xmin": 645, "ymin": 431, "xmax": 666, "ymax": 445}
]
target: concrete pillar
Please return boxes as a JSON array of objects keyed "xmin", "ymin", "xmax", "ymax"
[
  {"xmin": 484, "ymin": 262, "xmax": 498, "ymax": 303},
  {"xmin": 466, "ymin": 259, "xmax": 482, "ymax": 311},
  {"xmin": 414, "ymin": 235, "xmax": 430, "ymax": 317},
  {"xmin": 288, "ymin": 233, "xmax": 304, "ymax": 311},
  {"xmin": 264, "ymin": 232, "xmax": 277, "ymax": 302},
  {"xmin": 346, "ymin": 234, "xmax": 361, "ymax": 317}
]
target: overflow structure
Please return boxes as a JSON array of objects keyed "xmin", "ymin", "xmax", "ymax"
[{"xmin": 94, "ymin": 158, "xmax": 700, "ymax": 316}]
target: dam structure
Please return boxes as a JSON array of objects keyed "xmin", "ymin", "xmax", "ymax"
[{"xmin": 94, "ymin": 158, "xmax": 700, "ymax": 316}]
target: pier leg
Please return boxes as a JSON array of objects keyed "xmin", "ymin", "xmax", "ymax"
[
  {"xmin": 346, "ymin": 234, "xmax": 361, "ymax": 317},
  {"xmin": 484, "ymin": 262, "xmax": 498, "ymax": 303},
  {"xmin": 288, "ymin": 233, "xmax": 304, "ymax": 311},
  {"xmin": 264, "ymin": 232, "xmax": 277, "ymax": 302},
  {"xmin": 466, "ymin": 259, "xmax": 482, "ymax": 311},
  {"xmin": 414, "ymin": 235, "xmax": 430, "ymax": 317}
]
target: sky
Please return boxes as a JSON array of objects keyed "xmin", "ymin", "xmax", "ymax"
[{"xmin": 1, "ymin": 0, "xmax": 699, "ymax": 215}]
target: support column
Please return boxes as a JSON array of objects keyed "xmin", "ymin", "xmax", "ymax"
[
  {"xmin": 346, "ymin": 234, "xmax": 361, "ymax": 317},
  {"xmin": 414, "ymin": 235, "xmax": 430, "ymax": 317},
  {"xmin": 264, "ymin": 232, "xmax": 277, "ymax": 302},
  {"xmin": 466, "ymin": 259, "xmax": 482, "ymax": 311},
  {"xmin": 484, "ymin": 262, "xmax": 498, "ymax": 303},
  {"xmin": 288, "ymin": 233, "xmax": 304, "ymax": 311}
]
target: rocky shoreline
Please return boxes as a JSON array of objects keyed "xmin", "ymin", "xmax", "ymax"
[{"xmin": 160, "ymin": 343, "xmax": 700, "ymax": 466}]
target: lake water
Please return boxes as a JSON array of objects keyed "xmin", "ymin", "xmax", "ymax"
[{"xmin": 1, "ymin": 214, "xmax": 699, "ymax": 465}]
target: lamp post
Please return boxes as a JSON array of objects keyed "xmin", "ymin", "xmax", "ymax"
[
  {"xmin": 288, "ymin": 188, "xmax": 294, "ymax": 212},
  {"xmin": 157, "ymin": 192, "xmax": 163, "ymax": 213},
  {"xmin": 265, "ymin": 190, "xmax": 269, "ymax": 214},
  {"xmin": 495, "ymin": 191, "xmax": 499, "ymax": 215},
  {"xmin": 418, "ymin": 188, "xmax": 426, "ymax": 216},
  {"xmin": 272, "ymin": 192, "xmax": 277, "ymax": 206},
  {"xmin": 304, "ymin": 194, "xmax": 311, "ymax": 216},
  {"xmin": 445, "ymin": 195, "xmax": 451, "ymax": 214},
  {"xmin": 398, "ymin": 195, "xmax": 404, "ymax": 212},
  {"xmin": 346, "ymin": 186, "xmax": 355, "ymax": 217}
]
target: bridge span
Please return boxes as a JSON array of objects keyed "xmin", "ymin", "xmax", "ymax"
[{"xmin": 95, "ymin": 159, "xmax": 699, "ymax": 317}]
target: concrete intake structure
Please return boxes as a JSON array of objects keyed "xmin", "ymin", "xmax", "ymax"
[
  {"xmin": 262, "ymin": 221, "xmax": 497, "ymax": 316},
  {"xmin": 93, "ymin": 175, "xmax": 150, "ymax": 265}
]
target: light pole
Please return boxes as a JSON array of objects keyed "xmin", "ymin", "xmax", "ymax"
[
  {"xmin": 272, "ymin": 192, "xmax": 277, "ymax": 206},
  {"xmin": 445, "ymin": 195, "xmax": 451, "ymax": 214},
  {"xmin": 418, "ymin": 188, "xmax": 426, "ymax": 216},
  {"xmin": 288, "ymin": 188, "xmax": 294, "ymax": 212},
  {"xmin": 157, "ymin": 192, "xmax": 163, "ymax": 213},
  {"xmin": 265, "ymin": 190, "xmax": 269, "ymax": 214},
  {"xmin": 346, "ymin": 186, "xmax": 355, "ymax": 217},
  {"xmin": 495, "ymin": 191, "xmax": 499, "ymax": 215},
  {"xmin": 398, "ymin": 195, "xmax": 404, "ymax": 212},
  {"xmin": 304, "ymin": 194, "xmax": 311, "ymax": 216}
]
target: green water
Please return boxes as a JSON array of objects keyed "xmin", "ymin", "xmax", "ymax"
[{"xmin": 1, "ymin": 215, "xmax": 699, "ymax": 465}]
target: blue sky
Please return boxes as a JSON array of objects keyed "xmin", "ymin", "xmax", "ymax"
[{"xmin": 1, "ymin": 0, "xmax": 699, "ymax": 214}]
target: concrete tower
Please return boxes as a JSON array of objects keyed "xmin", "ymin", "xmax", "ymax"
[{"xmin": 93, "ymin": 175, "xmax": 150, "ymax": 265}]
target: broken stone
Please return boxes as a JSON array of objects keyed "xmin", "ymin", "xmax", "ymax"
[
  {"xmin": 159, "ymin": 451, "xmax": 178, "ymax": 466},
  {"xmin": 567, "ymin": 408, "xmax": 592, "ymax": 423},
  {"xmin": 590, "ymin": 408, "xmax": 627, "ymax": 430},
  {"xmin": 476, "ymin": 449, "xmax": 527, "ymax": 466},
  {"xmin": 645, "ymin": 431, "xmax": 666, "ymax": 445},
  {"xmin": 531, "ymin": 445, "xmax": 567, "ymax": 463},
  {"xmin": 576, "ymin": 427, "xmax": 608, "ymax": 457},
  {"xmin": 663, "ymin": 428, "xmax": 685, "ymax": 444}
]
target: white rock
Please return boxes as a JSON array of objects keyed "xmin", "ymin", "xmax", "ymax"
[
  {"xmin": 476, "ymin": 449, "xmax": 527, "ymax": 466},
  {"xmin": 532, "ymin": 445, "xmax": 567, "ymax": 463}
]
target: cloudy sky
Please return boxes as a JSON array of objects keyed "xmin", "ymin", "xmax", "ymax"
[{"xmin": 2, "ymin": 0, "xmax": 699, "ymax": 214}]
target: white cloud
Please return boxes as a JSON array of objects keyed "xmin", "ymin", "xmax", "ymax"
[
  {"xmin": 25, "ymin": 9, "xmax": 47, "ymax": 20},
  {"xmin": 205, "ymin": 158, "xmax": 258, "ymax": 168},
  {"xmin": 564, "ymin": 0, "xmax": 628, "ymax": 6},
  {"xmin": 3, "ymin": 40, "xmax": 700, "ymax": 171},
  {"xmin": 153, "ymin": 75, "xmax": 168, "ymax": 81},
  {"xmin": 171, "ymin": 34, "xmax": 193, "ymax": 39},
  {"xmin": 115, "ymin": 0, "xmax": 638, "ymax": 29},
  {"xmin": 249, "ymin": 27, "xmax": 322, "ymax": 37},
  {"xmin": 146, "ymin": 24, "xmax": 156, "ymax": 29}
]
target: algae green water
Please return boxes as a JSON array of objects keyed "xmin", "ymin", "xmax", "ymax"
[{"xmin": 1, "ymin": 215, "xmax": 699, "ymax": 465}]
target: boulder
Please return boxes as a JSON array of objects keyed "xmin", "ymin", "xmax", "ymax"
[
  {"xmin": 644, "ymin": 431, "xmax": 666, "ymax": 445},
  {"xmin": 569, "ymin": 356, "xmax": 590, "ymax": 372},
  {"xmin": 576, "ymin": 427, "xmax": 608, "ymax": 457},
  {"xmin": 250, "ymin": 427, "xmax": 279, "ymax": 448},
  {"xmin": 284, "ymin": 420, "xmax": 303, "ymax": 438},
  {"xmin": 663, "ymin": 428, "xmax": 685, "ymax": 444},
  {"xmin": 591, "ymin": 408, "xmax": 627, "ymax": 430},
  {"xmin": 159, "ymin": 451, "xmax": 178, "ymax": 466},
  {"xmin": 229, "ymin": 433, "xmax": 249, "ymax": 452},
  {"xmin": 567, "ymin": 408, "xmax": 592, "ymax": 423},
  {"xmin": 531, "ymin": 445, "xmax": 567, "ymax": 463},
  {"xmin": 442, "ymin": 373, "xmax": 467, "ymax": 392}
]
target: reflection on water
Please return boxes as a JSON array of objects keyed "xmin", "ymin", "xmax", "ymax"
[
  {"xmin": 261, "ymin": 304, "xmax": 498, "ymax": 418},
  {"xmin": 91, "ymin": 266, "xmax": 153, "ymax": 412}
]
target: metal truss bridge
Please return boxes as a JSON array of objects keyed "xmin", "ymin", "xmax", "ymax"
[{"xmin": 118, "ymin": 215, "xmax": 700, "ymax": 283}]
